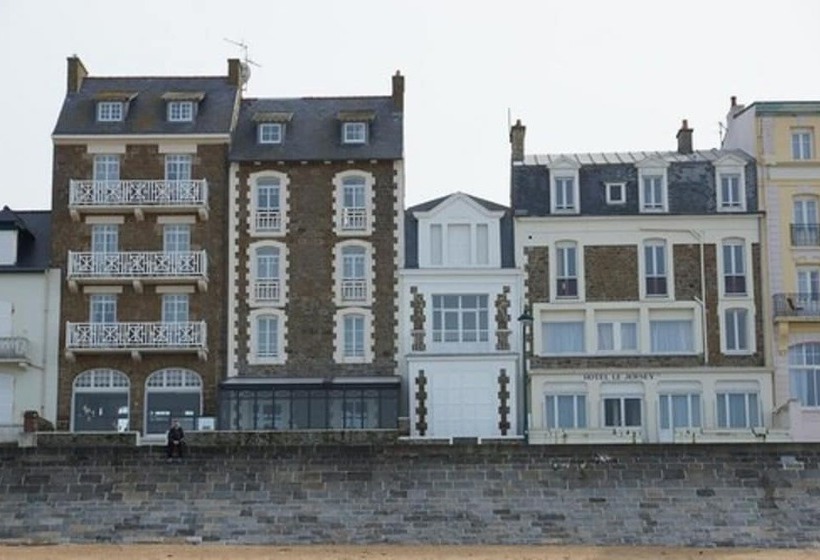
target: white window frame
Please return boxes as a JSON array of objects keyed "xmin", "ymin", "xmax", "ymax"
[
  {"xmin": 789, "ymin": 343, "xmax": 820, "ymax": 407},
  {"xmin": 721, "ymin": 306, "xmax": 751, "ymax": 355},
  {"xmin": 606, "ymin": 182, "xmax": 626, "ymax": 205},
  {"xmin": 249, "ymin": 171, "xmax": 289, "ymax": 237},
  {"xmin": 249, "ymin": 241, "xmax": 286, "ymax": 306},
  {"xmin": 554, "ymin": 241, "xmax": 579, "ymax": 299},
  {"xmin": 648, "ymin": 309, "xmax": 697, "ymax": 355},
  {"xmin": 716, "ymin": 390, "xmax": 761, "ymax": 429},
  {"xmin": 258, "ymin": 122, "xmax": 283, "ymax": 144},
  {"xmin": 719, "ymin": 238, "xmax": 748, "ymax": 298},
  {"xmin": 792, "ymin": 196, "xmax": 819, "ymax": 247},
  {"xmin": 248, "ymin": 309, "xmax": 286, "ymax": 365},
  {"xmin": 714, "ymin": 154, "xmax": 747, "ymax": 213},
  {"xmin": 540, "ymin": 312, "xmax": 585, "ymax": 356},
  {"xmin": 430, "ymin": 294, "xmax": 490, "ymax": 349},
  {"xmin": 161, "ymin": 294, "xmax": 189, "ymax": 323},
  {"xmin": 544, "ymin": 393, "xmax": 587, "ymax": 429},
  {"xmin": 334, "ymin": 307, "xmax": 373, "ymax": 364},
  {"xmin": 167, "ymin": 101, "xmax": 194, "ymax": 122},
  {"xmin": 91, "ymin": 224, "xmax": 119, "ymax": 253},
  {"xmin": 641, "ymin": 239, "xmax": 670, "ymax": 299},
  {"xmin": 89, "ymin": 294, "xmax": 117, "ymax": 323},
  {"xmin": 658, "ymin": 392, "xmax": 702, "ymax": 431},
  {"xmin": 93, "ymin": 154, "xmax": 120, "ymax": 183},
  {"xmin": 602, "ymin": 395, "xmax": 643, "ymax": 428},
  {"xmin": 165, "ymin": 154, "xmax": 192, "ymax": 182},
  {"xmin": 163, "ymin": 224, "xmax": 191, "ymax": 253},
  {"xmin": 548, "ymin": 157, "xmax": 580, "ymax": 215},
  {"xmin": 335, "ymin": 240, "xmax": 373, "ymax": 306},
  {"xmin": 637, "ymin": 159, "xmax": 669, "ymax": 213},
  {"xmin": 792, "ymin": 128, "xmax": 814, "ymax": 161},
  {"xmin": 342, "ymin": 122, "xmax": 367, "ymax": 144},
  {"xmin": 97, "ymin": 101, "xmax": 124, "ymax": 122},
  {"xmin": 71, "ymin": 368, "xmax": 130, "ymax": 432},
  {"xmin": 595, "ymin": 311, "xmax": 639, "ymax": 354},
  {"xmin": 332, "ymin": 170, "xmax": 374, "ymax": 236}
]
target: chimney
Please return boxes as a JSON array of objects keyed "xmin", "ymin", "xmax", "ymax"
[
  {"xmin": 392, "ymin": 70, "xmax": 404, "ymax": 111},
  {"xmin": 728, "ymin": 95, "xmax": 745, "ymax": 118},
  {"xmin": 66, "ymin": 56, "xmax": 88, "ymax": 94},
  {"xmin": 510, "ymin": 119, "xmax": 526, "ymax": 162},
  {"xmin": 227, "ymin": 58, "xmax": 243, "ymax": 87},
  {"xmin": 676, "ymin": 119, "xmax": 693, "ymax": 155}
]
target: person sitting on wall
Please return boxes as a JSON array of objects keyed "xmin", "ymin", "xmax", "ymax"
[{"xmin": 166, "ymin": 419, "xmax": 185, "ymax": 460}]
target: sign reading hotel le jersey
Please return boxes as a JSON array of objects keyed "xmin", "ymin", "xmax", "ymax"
[{"xmin": 582, "ymin": 373, "xmax": 656, "ymax": 381}]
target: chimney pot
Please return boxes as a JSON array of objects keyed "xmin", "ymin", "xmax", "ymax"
[
  {"xmin": 66, "ymin": 56, "xmax": 88, "ymax": 94},
  {"xmin": 392, "ymin": 71, "xmax": 404, "ymax": 111},
  {"xmin": 676, "ymin": 119, "xmax": 694, "ymax": 155},
  {"xmin": 227, "ymin": 58, "xmax": 243, "ymax": 87},
  {"xmin": 731, "ymin": 95, "xmax": 737, "ymax": 108},
  {"xmin": 510, "ymin": 120, "xmax": 526, "ymax": 162}
]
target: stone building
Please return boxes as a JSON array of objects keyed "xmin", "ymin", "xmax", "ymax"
[
  {"xmin": 723, "ymin": 99, "xmax": 820, "ymax": 441},
  {"xmin": 218, "ymin": 73, "xmax": 405, "ymax": 430},
  {"xmin": 0, "ymin": 207, "xmax": 60, "ymax": 440},
  {"xmin": 50, "ymin": 57, "xmax": 242, "ymax": 435},
  {"xmin": 511, "ymin": 118, "xmax": 789, "ymax": 444},
  {"xmin": 400, "ymin": 193, "xmax": 522, "ymax": 439}
]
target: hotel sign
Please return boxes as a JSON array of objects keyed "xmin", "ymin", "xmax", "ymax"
[{"xmin": 582, "ymin": 372, "xmax": 656, "ymax": 382}]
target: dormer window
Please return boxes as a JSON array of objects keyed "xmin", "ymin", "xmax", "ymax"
[
  {"xmin": 636, "ymin": 158, "xmax": 670, "ymax": 213},
  {"xmin": 343, "ymin": 122, "xmax": 367, "ymax": 144},
  {"xmin": 168, "ymin": 101, "xmax": 194, "ymax": 122},
  {"xmin": 547, "ymin": 156, "xmax": 581, "ymax": 215},
  {"xmin": 258, "ymin": 123, "xmax": 283, "ymax": 144},
  {"xmin": 0, "ymin": 230, "xmax": 17, "ymax": 265},
  {"xmin": 714, "ymin": 154, "xmax": 747, "ymax": 213},
  {"xmin": 97, "ymin": 101, "xmax": 123, "ymax": 122},
  {"xmin": 606, "ymin": 182, "xmax": 626, "ymax": 205}
]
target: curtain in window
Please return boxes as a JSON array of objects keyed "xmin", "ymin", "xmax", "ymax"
[
  {"xmin": 650, "ymin": 320, "xmax": 693, "ymax": 353},
  {"xmin": 544, "ymin": 322, "xmax": 584, "ymax": 354}
]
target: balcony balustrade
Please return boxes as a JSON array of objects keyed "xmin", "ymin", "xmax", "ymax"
[
  {"xmin": 341, "ymin": 208, "xmax": 368, "ymax": 231},
  {"xmin": 341, "ymin": 279, "xmax": 367, "ymax": 302},
  {"xmin": 68, "ymin": 180, "xmax": 209, "ymax": 221},
  {"xmin": 65, "ymin": 321, "xmax": 207, "ymax": 360},
  {"xmin": 773, "ymin": 293, "xmax": 820, "ymax": 319},
  {"xmin": 0, "ymin": 337, "xmax": 29, "ymax": 364},
  {"xmin": 253, "ymin": 280, "xmax": 281, "ymax": 303},
  {"xmin": 791, "ymin": 224, "xmax": 820, "ymax": 247},
  {"xmin": 67, "ymin": 251, "xmax": 207, "ymax": 292},
  {"xmin": 254, "ymin": 210, "xmax": 282, "ymax": 233}
]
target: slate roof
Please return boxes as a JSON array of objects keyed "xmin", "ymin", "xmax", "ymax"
[
  {"xmin": 231, "ymin": 97, "xmax": 403, "ymax": 161},
  {"xmin": 0, "ymin": 207, "xmax": 51, "ymax": 272},
  {"xmin": 521, "ymin": 149, "xmax": 752, "ymax": 166},
  {"xmin": 53, "ymin": 77, "xmax": 239, "ymax": 136}
]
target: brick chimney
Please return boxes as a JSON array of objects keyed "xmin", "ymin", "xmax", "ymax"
[
  {"xmin": 728, "ymin": 95, "xmax": 745, "ymax": 118},
  {"xmin": 66, "ymin": 56, "xmax": 88, "ymax": 94},
  {"xmin": 227, "ymin": 58, "xmax": 243, "ymax": 87},
  {"xmin": 392, "ymin": 70, "xmax": 404, "ymax": 111},
  {"xmin": 510, "ymin": 119, "xmax": 526, "ymax": 162},
  {"xmin": 676, "ymin": 119, "xmax": 693, "ymax": 155}
]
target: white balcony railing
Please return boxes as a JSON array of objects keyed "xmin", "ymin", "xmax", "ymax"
[
  {"xmin": 67, "ymin": 251, "xmax": 207, "ymax": 282},
  {"xmin": 66, "ymin": 322, "xmax": 207, "ymax": 353},
  {"xmin": 0, "ymin": 337, "xmax": 29, "ymax": 362},
  {"xmin": 341, "ymin": 208, "xmax": 368, "ymax": 231},
  {"xmin": 68, "ymin": 180, "xmax": 208, "ymax": 217},
  {"xmin": 341, "ymin": 279, "xmax": 367, "ymax": 302},
  {"xmin": 253, "ymin": 280, "xmax": 281, "ymax": 303},
  {"xmin": 254, "ymin": 210, "xmax": 282, "ymax": 233}
]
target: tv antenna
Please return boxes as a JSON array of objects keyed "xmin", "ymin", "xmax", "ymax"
[{"xmin": 224, "ymin": 38, "xmax": 261, "ymax": 89}]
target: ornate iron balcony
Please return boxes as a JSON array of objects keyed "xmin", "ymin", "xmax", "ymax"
[
  {"xmin": 773, "ymin": 293, "xmax": 820, "ymax": 319},
  {"xmin": 68, "ymin": 180, "xmax": 209, "ymax": 220},
  {"xmin": 65, "ymin": 321, "xmax": 207, "ymax": 360},
  {"xmin": 791, "ymin": 224, "xmax": 820, "ymax": 246}
]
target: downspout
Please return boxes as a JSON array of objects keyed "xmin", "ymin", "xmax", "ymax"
[{"xmin": 690, "ymin": 229, "xmax": 708, "ymax": 365}]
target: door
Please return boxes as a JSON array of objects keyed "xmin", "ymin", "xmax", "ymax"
[{"xmin": 427, "ymin": 370, "xmax": 498, "ymax": 438}]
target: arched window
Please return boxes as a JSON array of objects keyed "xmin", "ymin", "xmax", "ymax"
[
  {"xmin": 254, "ymin": 246, "xmax": 280, "ymax": 303},
  {"xmin": 249, "ymin": 171, "xmax": 289, "ymax": 236},
  {"xmin": 337, "ymin": 242, "xmax": 371, "ymax": 304},
  {"xmin": 333, "ymin": 170, "xmax": 374, "ymax": 236},
  {"xmin": 790, "ymin": 343, "xmax": 820, "ymax": 407},
  {"xmin": 144, "ymin": 368, "xmax": 202, "ymax": 435},
  {"xmin": 72, "ymin": 369, "xmax": 129, "ymax": 432}
]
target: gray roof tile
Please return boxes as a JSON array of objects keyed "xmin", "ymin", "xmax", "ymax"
[{"xmin": 0, "ymin": 208, "xmax": 51, "ymax": 272}]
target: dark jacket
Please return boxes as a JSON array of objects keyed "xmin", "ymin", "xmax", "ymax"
[{"xmin": 167, "ymin": 425, "xmax": 185, "ymax": 444}]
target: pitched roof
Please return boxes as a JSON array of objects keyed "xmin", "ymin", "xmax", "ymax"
[
  {"xmin": 407, "ymin": 192, "xmax": 508, "ymax": 214},
  {"xmin": 230, "ymin": 96, "xmax": 402, "ymax": 161},
  {"xmin": 53, "ymin": 76, "xmax": 239, "ymax": 136},
  {"xmin": 522, "ymin": 148, "xmax": 753, "ymax": 166},
  {"xmin": 0, "ymin": 208, "xmax": 51, "ymax": 272}
]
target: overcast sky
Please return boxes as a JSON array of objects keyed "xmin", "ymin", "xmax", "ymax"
[{"xmin": 1, "ymin": 0, "xmax": 820, "ymax": 210}]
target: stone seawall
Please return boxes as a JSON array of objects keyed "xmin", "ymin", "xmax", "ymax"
[{"xmin": 1, "ymin": 442, "xmax": 819, "ymax": 548}]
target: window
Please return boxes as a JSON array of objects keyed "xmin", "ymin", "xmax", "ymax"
[
  {"xmin": 258, "ymin": 122, "xmax": 283, "ymax": 144},
  {"xmin": 544, "ymin": 394, "xmax": 586, "ymax": 429},
  {"xmin": 144, "ymin": 368, "xmax": 202, "ymax": 435},
  {"xmin": 555, "ymin": 242, "xmax": 578, "ymax": 298},
  {"xmin": 431, "ymin": 294, "xmax": 489, "ymax": 344},
  {"xmin": 91, "ymin": 224, "xmax": 118, "ymax": 253},
  {"xmin": 341, "ymin": 245, "xmax": 367, "ymax": 302},
  {"xmin": 165, "ymin": 154, "xmax": 192, "ymax": 182},
  {"xmin": 341, "ymin": 176, "xmax": 367, "ymax": 231},
  {"xmin": 342, "ymin": 122, "xmax": 367, "ymax": 144},
  {"xmin": 606, "ymin": 182, "xmax": 626, "ymax": 205},
  {"xmin": 641, "ymin": 175, "xmax": 666, "ymax": 212},
  {"xmin": 93, "ymin": 155, "xmax": 120, "ymax": 183},
  {"xmin": 596, "ymin": 320, "xmax": 638, "ymax": 353},
  {"xmin": 643, "ymin": 241, "xmax": 667, "ymax": 296},
  {"xmin": 476, "ymin": 224, "xmax": 489, "ymax": 265},
  {"xmin": 649, "ymin": 319, "xmax": 694, "ymax": 353},
  {"xmin": 790, "ymin": 343, "xmax": 820, "ymax": 407},
  {"xmin": 430, "ymin": 224, "xmax": 443, "ymax": 265},
  {"xmin": 792, "ymin": 129, "xmax": 813, "ymax": 160},
  {"xmin": 90, "ymin": 294, "xmax": 117, "ymax": 323},
  {"xmin": 724, "ymin": 308, "xmax": 749, "ymax": 353},
  {"xmin": 722, "ymin": 240, "xmax": 746, "ymax": 295},
  {"xmin": 659, "ymin": 393, "xmax": 701, "ymax": 430},
  {"xmin": 797, "ymin": 267, "xmax": 820, "ymax": 313},
  {"xmin": 716, "ymin": 392, "xmax": 760, "ymax": 428},
  {"xmin": 163, "ymin": 225, "xmax": 190, "ymax": 253},
  {"xmin": 792, "ymin": 197, "xmax": 819, "ymax": 246},
  {"xmin": 254, "ymin": 177, "xmax": 282, "ymax": 232},
  {"xmin": 167, "ymin": 101, "xmax": 194, "ymax": 122},
  {"xmin": 343, "ymin": 314, "xmax": 365, "ymax": 358},
  {"xmin": 72, "ymin": 369, "xmax": 130, "ymax": 432},
  {"xmin": 542, "ymin": 321, "xmax": 584, "ymax": 354},
  {"xmin": 603, "ymin": 397, "xmax": 642, "ymax": 427},
  {"xmin": 162, "ymin": 294, "xmax": 189, "ymax": 323},
  {"xmin": 553, "ymin": 177, "xmax": 576, "ymax": 212},
  {"xmin": 718, "ymin": 174, "xmax": 743, "ymax": 211},
  {"xmin": 254, "ymin": 246, "xmax": 280, "ymax": 303},
  {"xmin": 97, "ymin": 102, "xmax": 123, "ymax": 122},
  {"xmin": 256, "ymin": 315, "xmax": 279, "ymax": 359}
]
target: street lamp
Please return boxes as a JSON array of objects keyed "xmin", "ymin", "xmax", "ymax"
[{"xmin": 518, "ymin": 310, "xmax": 533, "ymax": 443}]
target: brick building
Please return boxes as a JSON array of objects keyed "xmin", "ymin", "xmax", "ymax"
[
  {"xmin": 218, "ymin": 73, "xmax": 405, "ymax": 430},
  {"xmin": 511, "ymin": 119, "xmax": 789, "ymax": 444},
  {"xmin": 51, "ymin": 57, "xmax": 242, "ymax": 435}
]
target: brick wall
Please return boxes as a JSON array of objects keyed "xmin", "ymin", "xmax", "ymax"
[
  {"xmin": 0, "ymin": 442, "xmax": 817, "ymax": 547},
  {"xmin": 585, "ymin": 245, "xmax": 638, "ymax": 301}
]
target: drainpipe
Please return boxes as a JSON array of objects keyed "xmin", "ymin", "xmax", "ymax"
[{"xmin": 690, "ymin": 229, "xmax": 708, "ymax": 365}]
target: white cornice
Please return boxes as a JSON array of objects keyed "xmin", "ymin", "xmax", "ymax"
[{"xmin": 53, "ymin": 133, "xmax": 230, "ymax": 144}]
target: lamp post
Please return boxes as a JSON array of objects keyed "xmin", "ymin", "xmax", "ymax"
[{"xmin": 517, "ymin": 309, "xmax": 533, "ymax": 443}]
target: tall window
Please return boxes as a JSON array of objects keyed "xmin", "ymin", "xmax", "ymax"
[
  {"xmin": 603, "ymin": 397, "xmax": 642, "ymax": 428},
  {"xmin": 163, "ymin": 225, "xmax": 191, "ymax": 253},
  {"xmin": 72, "ymin": 369, "xmax": 129, "ymax": 432},
  {"xmin": 553, "ymin": 177, "xmax": 575, "ymax": 212},
  {"xmin": 255, "ymin": 177, "xmax": 281, "ymax": 232},
  {"xmin": 90, "ymin": 294, "xmax": 117, "ymax": 323},
  {"xmin": 644, "ymin": 241, "xmax": 667, "ymax": 296},
  {"xmin": 167, "ymin": 101, "xmax": 194, "ymax": 122},
  {"xmin": 718, "ymin": 174, "xmax": 743, "ymax": 211},
  {"xmin": 544, "ymin": 394, "xmax": 586, "ymax": 429},
  {"xmin": 543, "ymin": 321, "xmax": 584, "ymax": 354},
  {"xmin": 716, "ymin": 392, "xmax": 760, "ymax": 428},
  {"xmin": 790, "ymin": 343, "xmax": 820, "ymax": 407},
  {"xmin": 641, "ymin": 175, "xmax": 665, "ymax": 212},
  {"xmin": 431, "ymin": 294, "xmax": 489, "ymax": 344},
  {"xmin": 254, "ymin": 246, "xmax": 280, "ymax": 302},
  {"xmin": 797, "ymin": 267, "xmax": 820, "ymax": 313},
  {"xmin": 659, "ymin": 393, "xmax": 701, "ymax": 430},
  {"xmin": 342, "ymin": 122, "xmax": 367, "ymax": 144},
  {"xmin": 97, "ymin": 102, "xmax": 123, "ymax": 122},
  {"xmin": 256, "ymin": 315, "xmax": 279, "ymax": 359},
  {"xmin": 597, "ymin": 320, "xmax": 638, "ymax": 353},
  {"xmin": 722, "ymin": 240, "xmax": 746, "ymax": 295},
  {"xmin": 792, "ymin": 129, "xmax": 813, "ymax": 160},
  {"xmin": 93, "ymin": 155, "xmax": 120, "ymax": 183},
  {"xmin": 341, "ymin": 176, "xmax": 367, "ymax": 231},
  {"xmin": 341, "ymin": 246, "xmax": 367, "ymax": 302},
  {"xmin": 343, "ymin": 314, "xmax": 365, "ymax": 358},
  {"xmin": 793, "ymin": 197, "xmax": 819, "ymax": 246},
  {"xmin": 430, "ymin": 224, "xmax": 443, "ymax": 265},
  {"xmin": 162, "ymin": 294, "xmax": 189, "ymax": 323},
  {"xmin": 258, "ymin": 123, "xmax": 283, "ymax": 144},
  {"xmin": 165, "ymin": 154, "xmax": 192, "ymax": 182},
  {"xmin": 555, "ymin": 242, "xmax": 578, "ymax": 298},
  {"xmin": 91, "ymin": 224, "xmax": 118, "ymax": 253},
  {"xmin": 724, "ymin": 308, "xmax": 749, "ymax": 353}
]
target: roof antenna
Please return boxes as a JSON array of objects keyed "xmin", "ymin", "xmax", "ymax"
[{"xmin": 224, "ymin": 38, "xmax": 261, "ymax": 90}]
